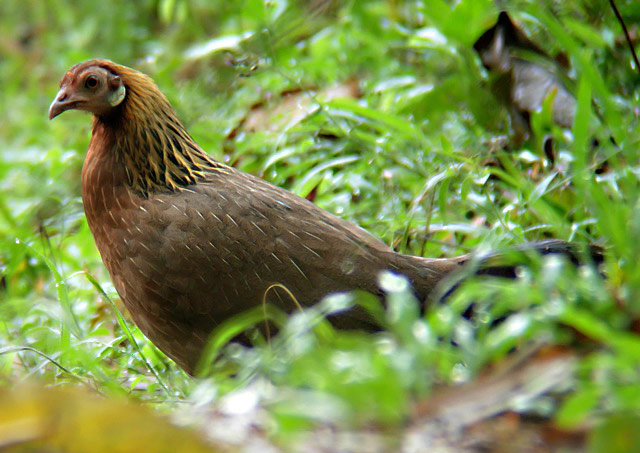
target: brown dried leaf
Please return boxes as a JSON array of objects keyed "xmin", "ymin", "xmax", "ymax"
[
  {"xmin": 473, "ymin": 12, "xmax": 575, "ymax": 141},
  {"xmin": 230, "ymin": 80, "xmax": 360, "ymax": 137}
]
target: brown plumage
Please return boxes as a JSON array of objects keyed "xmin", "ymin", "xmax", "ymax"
[{"xmin": 49, "ymin": 60, "xmax": 584, "ymax": 374}]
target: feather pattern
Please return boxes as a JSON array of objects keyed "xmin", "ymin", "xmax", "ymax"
[{"xmin": 50, "ymin": 60, "xmax": 586, "ymax": 374}]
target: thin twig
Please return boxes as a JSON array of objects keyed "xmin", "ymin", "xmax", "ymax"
[
  {"xmin": 609, "ymin": 0, "xmax": 640, "ymax": 74},
  {"xmin": 0, "ymin": 346, "xmax": 76, "ymax": 377}
]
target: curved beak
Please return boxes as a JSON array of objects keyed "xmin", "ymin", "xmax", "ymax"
[{"xmin": 48, "ymin": 86, "xmax": 78, "ymax": 120}]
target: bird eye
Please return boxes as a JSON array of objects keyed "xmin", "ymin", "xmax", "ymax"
[{"xmin": 85, "ymin": 75, "xmax": 99, "ymax": 89}]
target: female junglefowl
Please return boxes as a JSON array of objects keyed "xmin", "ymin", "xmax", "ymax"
[{"xmin": 49, "ymin": 60, "xmax": 589, "ymax": 373}]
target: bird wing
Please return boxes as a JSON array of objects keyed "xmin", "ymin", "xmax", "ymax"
[{"xmin": 124, "ymin": 166, "xmax": 395, "ymax": 327}]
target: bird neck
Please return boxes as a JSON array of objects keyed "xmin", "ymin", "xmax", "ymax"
[{"xmin": 93, "ymin": 78, "xmax": 225, "ymax": 196}]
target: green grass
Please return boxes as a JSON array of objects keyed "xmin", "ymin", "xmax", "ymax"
[{"xmin": 1, "ymin": 0, "xmax": 639, "ymax": 447}]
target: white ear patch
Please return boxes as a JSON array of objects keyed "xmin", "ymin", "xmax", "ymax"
[{"xmin": 109, "ymin": 84, "xmax": 126, "ymax": 106}]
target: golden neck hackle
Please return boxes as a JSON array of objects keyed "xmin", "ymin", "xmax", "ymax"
[{"xmin": 93, "ymin": 62, "xmax": 225, "ymax": 196}]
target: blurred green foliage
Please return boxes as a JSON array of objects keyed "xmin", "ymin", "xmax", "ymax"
[{"xmin": 1, "ymin": 0, "xmax": 640, "ymax": 447}]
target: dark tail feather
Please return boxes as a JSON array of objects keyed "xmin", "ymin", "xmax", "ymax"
[
  {"xmin": 471, "ymin": 239, "xmax": 604, "ymax": 279},
  {"xmin": 432, "ymin": 240, "xmax": 604, "ymax": 301}
]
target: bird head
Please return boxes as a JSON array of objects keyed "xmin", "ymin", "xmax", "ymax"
[
  {"xmin": 49, "ymin": 60, "xmax": 127, "ymax": 120},
  {"xmin": 49, "ymin": 59, "xmax": 220, "ymax": 193}
]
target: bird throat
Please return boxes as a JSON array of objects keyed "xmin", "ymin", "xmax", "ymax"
[{"xmin": 98, "ymin": 86, "xmax": 225, "ymax": 197}]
